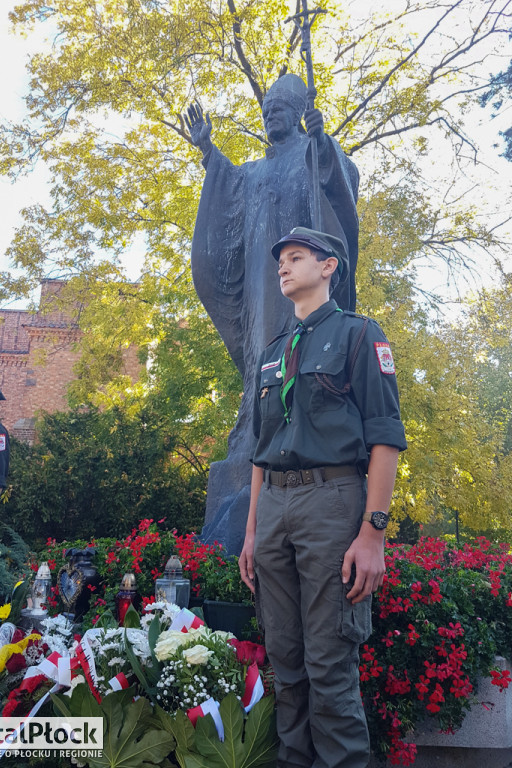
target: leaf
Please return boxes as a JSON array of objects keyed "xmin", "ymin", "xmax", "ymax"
[
  {"xmin": 124, "ymin": 628, "xmax": 154, "ymax": 698},
  {"xmin": 9, "ymin": 580, "xmax": 31, "ymax": 625},
  {"xmin": 240, "ymin": 696, "xmax": 278, "ymax": 768},
  {"xmin": 156, "ymin": 707, "xmax": 195, "ymax": 753},
  {"xmin": 95, "ymin": 609, "xmax": 118, "ymax": 629},
  {"xmin": 193, "ymin": 694, "xmax": 244, "ymax": 768},
  {"xmin": 147, "ymin": 614, "xmax": 163, "ymax": 674},
  {"xmin": 52, "ymin": 683, "xmax": 103, "ymax": 719},
  {"xmin": 86, "ymin": 690, "xmax": 174, "ymax": 768},
  {"xmin": 122, "ymin": 603, "xmax": 141, "ymax": 628}
]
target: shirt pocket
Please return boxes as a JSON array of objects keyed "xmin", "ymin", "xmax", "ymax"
[
  {"xmin": 259, "ymin": 370, "xmax": 283, "ymax": 421},
  {"xmin": 300, "ymin": 352, "xmax": 347, "ymax": 411}
]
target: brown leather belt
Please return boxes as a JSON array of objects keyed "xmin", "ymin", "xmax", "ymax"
[{"xmin": 265, "ymin": 465, "xmax": 359, "ymax": 488}]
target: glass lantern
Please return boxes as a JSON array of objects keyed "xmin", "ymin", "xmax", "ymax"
[
  {"xmin": 115, "ymin": 573, "xmax": 141, "ymax": 625},
  {"xmin": 31, "ymin": 562, "xmax": 52, "ymax": 615},
  {"xmin": 155, "ymin": 554, "xmax": 190, "ymax": 608}
]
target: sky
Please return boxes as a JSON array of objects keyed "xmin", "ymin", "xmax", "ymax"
[{"xmin": 1, "ymin": 0, "xmax": 511, "ymax": 313}]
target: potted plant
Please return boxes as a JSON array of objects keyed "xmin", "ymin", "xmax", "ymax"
[{"xmin": 198, "ymin": 547, "xmax": 255, "ymax": 638}]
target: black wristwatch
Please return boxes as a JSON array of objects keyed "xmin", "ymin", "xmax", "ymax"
[{"xmin": 362, "ymin": 511, "xmax": 389, "ymax": 530}]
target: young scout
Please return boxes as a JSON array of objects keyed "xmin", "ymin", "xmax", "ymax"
[{"xmin": 239, "ymin": 227, "xmax": 407, "ymax": 768}]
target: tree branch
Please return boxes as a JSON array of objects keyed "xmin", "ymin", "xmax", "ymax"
[{"xmin": 226, "ymin": 0, "xmax": 264, "ymax": 105}]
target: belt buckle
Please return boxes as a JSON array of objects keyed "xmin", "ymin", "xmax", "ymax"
[{"xmin": 285, "ymin": 470, "xmax": 299, "ymax": 487}]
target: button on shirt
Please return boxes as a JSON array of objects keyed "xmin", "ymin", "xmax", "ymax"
[{"xmin": 252, "ymin": 299, "xmax": 407, "ymax": 472}]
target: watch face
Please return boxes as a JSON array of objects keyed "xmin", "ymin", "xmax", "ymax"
[{"xmin": 372, "ymin": 511, "xmax": 388, "ymax": 530}]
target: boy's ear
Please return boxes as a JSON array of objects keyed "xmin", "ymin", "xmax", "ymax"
[{"xmin": 322, "ymin": 256, "xmax": 338, "ymax": 277}]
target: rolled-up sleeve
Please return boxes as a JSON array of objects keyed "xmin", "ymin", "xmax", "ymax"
[{"xmin": 350, "ymin": 320, "xmax": 407, "ymax": 452}]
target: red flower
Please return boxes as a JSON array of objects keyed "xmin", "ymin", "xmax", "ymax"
[
  {"xmin": 491, "ymin": 669, "xmax": 512, "ymax": 691},
  {"xmin": 142, "ymin": 596, "xmax": 156, "ymax": 611},
  {"xmin": 229, "ymin": 639, "xmax": 266, "ymax": 667},
  {"xmin": 5, "ymin": 653, "xmax": 27, "ymax": 674}
]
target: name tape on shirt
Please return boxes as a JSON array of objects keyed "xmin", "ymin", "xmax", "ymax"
[
  {"xmin": 374, "ymin": 342, "xmax": 395, "ymax": 375},
  {"xmin": 261, "ymin": 359, "xmax": 280, "ymax": 372},
  {"xmin": 0, "ymin": 435, "xmax": 5, "ymax": 451}
]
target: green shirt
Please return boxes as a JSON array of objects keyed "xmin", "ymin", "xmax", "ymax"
[{"xmin": 252, "ymin": 299, "xmax": 407, "ymax": 472}]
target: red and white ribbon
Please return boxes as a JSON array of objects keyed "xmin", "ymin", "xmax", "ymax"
[
  {"xmin": 75, "ymin": 636, "xmax": 101, "ymax": 703},
  {"xmin": 108, "ymin": 672, "xmax": 130, "ymax": 692},
  {"xmin": 242, "ymin": 661, "xmax": 264, "ymax": 712},
  {"xmin": 170, "ymin": 608, "xmax": 205, "ymax": 633},
  {"xmin": 187, "ymin": 697, "xmax": 224, "ymax": 741}
]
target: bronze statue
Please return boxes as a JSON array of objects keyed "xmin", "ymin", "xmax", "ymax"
[{"xmin": 185, "ymin": 73, "xmax": 359, "ymax": 552}]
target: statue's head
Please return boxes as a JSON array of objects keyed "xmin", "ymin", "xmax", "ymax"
[{"xmin": 262, "ymin": 74, "xmax": 307, "ymax": 143}]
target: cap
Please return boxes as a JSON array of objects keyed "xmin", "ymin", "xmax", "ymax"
[
  {"xmin": 271, "ymin": 226, "xmax": 349, "ymax": 280},
  {"xmin": 263, "ymin": 74, "xmax": 307, "ymax": 116}
]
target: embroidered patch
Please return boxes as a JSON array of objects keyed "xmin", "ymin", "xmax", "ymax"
[
  {"xmin": 261, "ymin": 359, "xmax": 280, "ymax": 372},
  {"xmin": 0, "ymin": 435, "xmax": 5, "ymax": 451},
  {"xmin": 374, "ymin": 342, "xmax": 395, "ymax": 374}
]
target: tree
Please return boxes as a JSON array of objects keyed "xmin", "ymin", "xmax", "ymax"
[
  {"xmin": 481, "ymin": 43, "xmax": 512, "ymax": 160},
  {"xmin": 1, "ymin": 0, "xmax": 511, "ymax": 536},
  {"xmin": 2, "ymin": 407, "xmax": 207, "ymax": 548},
  {"xmin": 1, "ymin": 0, "xmax": 509, "ymax": 300}
]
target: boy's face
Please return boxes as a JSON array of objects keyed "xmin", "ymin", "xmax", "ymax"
[{"xmin": 277, "ymin": 243, "xmax": 337, "ymax": 300}]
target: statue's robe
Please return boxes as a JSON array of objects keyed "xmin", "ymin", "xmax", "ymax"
[{"xmin": 191, "ymin": 132, "xmax": 360, "ymax": 552}]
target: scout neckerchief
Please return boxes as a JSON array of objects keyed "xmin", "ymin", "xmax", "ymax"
[{"xmin": 280, "ymin": 321, "xmax": 307, "ymax": 422}]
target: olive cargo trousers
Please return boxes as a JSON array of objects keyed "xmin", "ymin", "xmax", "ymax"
[{"xmin": 254, "ymin": 470, "xmax": 371, "ymax": 768}]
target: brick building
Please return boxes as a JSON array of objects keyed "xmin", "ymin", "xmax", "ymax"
[{"xmin": 0, "ymin": 280, "xmax": 140, "ymax": 443}]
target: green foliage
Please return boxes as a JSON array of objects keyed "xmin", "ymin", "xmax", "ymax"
[
  {"xmin": 1, "ymin": 0, "xmax": 511, "ymax": 539},
  {"xmin": 4, "ymin": 407, "xmax": 206, "ymax": 548},
  {"xmin": 162, "ymin": 694, "xmax": 278, "ymax": 768},
  {"xmin": 0, "ymin": 523, "xmax": 30, "ymax": 597},
  {"xmin": 9, "ymin": 579, "xmax": 32, "ymax": 626},
  {"xmin": 52, "ymin": 686, "xmax": 176, "ymax": 768},
  {"xmin": 198, "ymin": 554, "xmax": 252, "ymax": 605}
]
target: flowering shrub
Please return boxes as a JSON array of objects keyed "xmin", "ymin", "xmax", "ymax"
[
  {"xmin": 174, "ymin": 533, "xmax": 252, "ymax": 603},
  {"xmin": 39, "ymin": 519, "xmax": 180, "ymax": 628},
  {"xmin": 37, "ymin": 522, "xmax": 252, "ymax": 627},
  {"xmin": 363, "ymin": 537, "xmax": 512, "ymax": 765}
]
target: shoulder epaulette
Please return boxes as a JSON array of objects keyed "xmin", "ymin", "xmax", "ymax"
[{"xmin": 341, "ymin": 309, "xmax": 369, "ymax": 320}]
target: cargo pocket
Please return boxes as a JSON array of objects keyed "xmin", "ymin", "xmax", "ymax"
[{"xmin": 337, "ymin": 585, "xmax": 372, "ymax": 645}]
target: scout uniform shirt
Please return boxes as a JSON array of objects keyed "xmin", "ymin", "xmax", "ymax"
[
  {"xmin": 252, "ymin": 299, "xmax": 407, "ymax": 472},
  {"xmin": 0, "ymin": 422, "xmax": 9, "ymax": 489}
]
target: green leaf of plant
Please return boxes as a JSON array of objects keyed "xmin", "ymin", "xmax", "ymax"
[
  {"xmin": 193, "ymin": 694, "xmax": 245, "ymax": 768},
  {"xmin": 148, "ymin": 614, "xmax": 163, "ymax": 673},
  {"xmin": 122, "ymin": 603, "xmax": 141, "ymax": 628},
  {"xmin": 95, "ymin": 609, "xmax": 118, "ymax": 629},
  {"xmin": 86, "ymin": 690, "xmax": 174, "ymax": 768},
  {"xmin": 124, "ymin": 628, "xmax": 154, "ymax": 698},
  {"xmin": 9, "ymin": 580, "xmax": 31, "ymax": 625},
  {"xmin": 241, "ymin": 696, "xmax": 278, "ymax": 768},
  {"xmin": 52, "ymin": 683, "xmax": 103, "ymax": 719}
]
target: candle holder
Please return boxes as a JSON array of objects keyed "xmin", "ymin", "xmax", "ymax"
[
  {"xmin": 155, "ymin": 554, "xmax": 190, "ymax": 608},
  {"xmin": 115, "ymin": 573, "xmax": 141, "ymax": 625}
]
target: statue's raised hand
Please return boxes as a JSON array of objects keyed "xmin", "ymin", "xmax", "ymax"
[{"xmin": 184, "ymin": 102, "xmax": 213, "ymax": 156}]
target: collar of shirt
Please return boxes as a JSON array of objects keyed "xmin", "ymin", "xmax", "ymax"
[{"xmin": 290, "ymin": 299, "xmax": 340, "ymax": 335}]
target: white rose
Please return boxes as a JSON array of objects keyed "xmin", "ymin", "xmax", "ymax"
[
  {"xmin": 182, "ymin": 644, "xmax": 213, "ymax": 665},
  {"xmin": 186, "ymin": 626, "xmax": 211, "ymax": 641},
  {"xmin": 155, "ymin": 630, "xmax": 191, "ymax": 661},
  {"xmin": 212, "ymin": 630, "xmax": 236, "ymax": 642}
]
